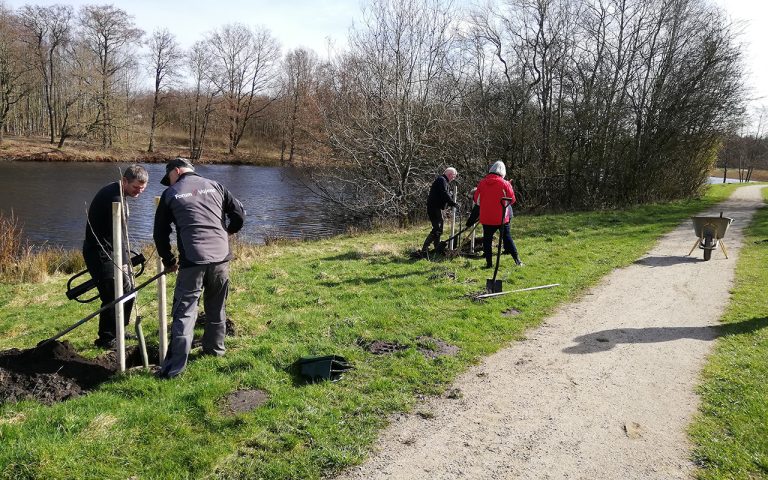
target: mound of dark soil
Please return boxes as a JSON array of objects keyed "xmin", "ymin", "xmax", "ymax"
[
  {"xmin": 195, "ymin": 311, "xmax": 237, "ymax": 336},
  {"xmin": 409, "ymin": 249, "xmax": 428, "ymax": 260},
  {"xmin": 0, "ymin": 341, "xmax": 146, "ymax": 405}
]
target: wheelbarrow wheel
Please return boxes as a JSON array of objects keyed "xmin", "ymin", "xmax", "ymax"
[{"xmin": 703, "ymin": 235, "xmax": 714, "ymax": 261}]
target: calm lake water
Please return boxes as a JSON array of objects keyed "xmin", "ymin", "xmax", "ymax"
[
  {"xmin": 708, "ymin": 176, "xmax": 750, "ymax": 184},
  {"xmin": 0, "ymin": 161, "xmax": 354, "ymax": 249}
]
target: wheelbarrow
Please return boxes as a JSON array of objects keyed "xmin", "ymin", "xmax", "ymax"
[{"xmin": 687, "ymin": 212, "xmax": 733, "ymax": 261}]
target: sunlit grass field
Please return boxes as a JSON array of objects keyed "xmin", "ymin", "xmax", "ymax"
[
  {"xmin": 0, "ymin": 183, "xmax": 756, "ymax": 479},
  {"xmin": 689, "ymin": 187, "xmax": 768, "ymax": 479}
]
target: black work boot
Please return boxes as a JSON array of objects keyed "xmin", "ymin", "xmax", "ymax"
[
  {"xmin": 432, "ymin": 236, "xmax": 444, "ymax": 255},
  {"xmin": 421, "ymin": 236, "xmax": 432, "ymax": 255}
]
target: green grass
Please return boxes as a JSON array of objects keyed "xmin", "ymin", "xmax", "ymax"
[
  {"xmin": 0, "ymin": 183, "xmax": 745, "ymax": 479},
  {"xmin": 689, "ymin": 187, "xmax": 768, "ymax": 479}
]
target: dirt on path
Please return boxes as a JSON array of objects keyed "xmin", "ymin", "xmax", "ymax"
[{"xmin": 335, "ymin": 185, "xmax": 765, "ymax": 480}]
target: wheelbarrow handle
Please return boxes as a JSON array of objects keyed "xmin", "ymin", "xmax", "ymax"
[
  {"xmin": 39, "ymin": 269, "xmax": 172, "ymax": 348},
  {"xmin": 66, "ymin": 270, "xmax": 101, "ymax": 303},
  {"xmin": 65, "ymin": 252, "xmax": 147, "ymax": 303}
]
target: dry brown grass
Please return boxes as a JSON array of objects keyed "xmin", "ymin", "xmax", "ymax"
[
  {"xmin": 0, "ymin": 211, "xmax": 86, "ymax": 284},
  {"xmin": 711, "ymin": 168, "xmax": 768, "ymax": 182},
  {"xmin": 0, "ymin": 134, "xmax": 283, "ymax": 165},
  {"xmin": 0, "ymin": 212, "xmax": 25, "ymax": 271},
  {"xmin": 80, "ymin": 414, "xmax": 119, "ymax": 440}
]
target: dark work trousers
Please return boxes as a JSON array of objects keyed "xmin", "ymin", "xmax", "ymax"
[
  {"xmin": 482, "ymin": 223, "xmax": 520, "ymax": 266},
  {"xmin": 422, "ymin": 207, "xmax": 444, "ymax": 252},
  {"xmin": 159, "ymin": 262, "xmax": 230, "ymax": 378},
  {"xmin": 83, "ymin": 249, "xmax": 133, "ymax": 342}
]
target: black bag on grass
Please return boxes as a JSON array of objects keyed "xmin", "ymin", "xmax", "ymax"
[{"xmin": 295, "ymin": 355, "xmax": 353, "ymax": 382}]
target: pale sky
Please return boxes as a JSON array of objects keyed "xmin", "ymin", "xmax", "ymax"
[
  {"xmin": 714, "ymin": 0, "xmax": 768, "ymax": 131},
  {"xmin": 3, "ymin": 0, "xmax": 766, "ymax": 125},
  {"xmin": 4, "ymin": 0, "xmax": 362, "ymax": 55}
]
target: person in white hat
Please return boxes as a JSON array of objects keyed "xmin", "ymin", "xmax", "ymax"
[{"xmin": 473, "ymin": 161, "xmax": 523, "ymax": 268}]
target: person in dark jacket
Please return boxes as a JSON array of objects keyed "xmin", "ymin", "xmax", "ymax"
[
  {"xmin": 153, "ymin": 158, "xmax": 246, "ymax": 379},
  {"xmin": 421, "ymin": 167, "xmax": 458, "ymax": 255},
  {"xmin": 473, "ymin": 161, "xmax": 523, "ymax": 268},
  {"xmin": 83, "ymin": 164, "xmax": 148, "ymax": 349},
  {"xmin": 465, "ymin": 187, "xmax": 480, "ymax": 228}
]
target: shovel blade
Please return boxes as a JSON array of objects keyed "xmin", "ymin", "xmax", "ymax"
[{"xmin": 486, "ymin": 279, "xmax": 502, "ymax": 293}]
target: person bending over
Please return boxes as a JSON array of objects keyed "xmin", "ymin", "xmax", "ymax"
[
  {"xmin": 153, "ymin": 158, "xmax": 245, "ymax": 379},
  {"xmin": 421, "ymin": 167, "xmax": 458, "ymax": 255},
  {"xmin": 83, "ymin": 164, "xmax": 148, "ymax": 349}
]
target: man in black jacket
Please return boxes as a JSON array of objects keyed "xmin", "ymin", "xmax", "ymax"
[
  {"xmin": 83, "ymin": 164, "xmax": 148, "ymax": 349},
  {"xmin": 153, "ymin": 158, "xmax": 245, "ymax": 379},
  {"xmin": 421, "ymin": 167, "xmax": 458, "ymax": 255}
]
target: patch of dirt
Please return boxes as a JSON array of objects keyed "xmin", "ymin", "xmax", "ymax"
[
  {"xmin": 0, "ymin": 341, "xmax": 147, "ymax": 405},
  {"xmin": 502, "ymin": 308, "xmax": 521, "ymax": 317},
  {"xmin": 221, "ymin": 389, "xmax": 269, "ymax": 415},
  {"xmin": 465, "ymin": 290, "xmax": 492, "ymax": 302},
  {"xmin": 410, "ymin": 248, "xmax": 452, "ymax": 261},
  {"xmin": 195, "ymin": 311, "xmax": 237, "ymax": 336},
  {"xmin": 409, "ymin": 249, "xmax": 428, "ymax": 260},
  {"xmin": 428, "ymin": 271, "xmax": 456, "ymax": 281},
  {"xmin": 359, "ymin": 339, "xmax": 408, "ymax": 355},
  {"xmin": 416, "ymin": 336, "xmax": 459, "ymax": 359}
]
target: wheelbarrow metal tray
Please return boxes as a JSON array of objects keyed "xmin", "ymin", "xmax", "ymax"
[{"xmin": 691, "ymin": 216, "xmax": 733, "ymax": 240}]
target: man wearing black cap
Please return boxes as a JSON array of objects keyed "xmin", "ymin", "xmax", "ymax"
[{"xmin": 153, "ymin": 158, "xmax": 246, "ymax": 378}]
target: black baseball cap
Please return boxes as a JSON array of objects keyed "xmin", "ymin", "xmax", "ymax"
[{"xmin": 160, "ymin": 158, "xmax": 194, "ymax": 186}]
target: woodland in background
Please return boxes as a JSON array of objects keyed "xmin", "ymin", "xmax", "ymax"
[
  {"xmin": 716, "ymin": 108, "xmax": 768, "ymax": 183},
  {"xmin": 0, "ymin": 0, "xmax": 751, "ymax": 223}
]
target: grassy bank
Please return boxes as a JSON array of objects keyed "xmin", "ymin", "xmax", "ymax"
[
  {"xmin": 689, "ymin": 187, "xmax": 768, "ymax": 479},
  {"xmin": 0, "ymin": 135, "xmax": 283, "ymax": 165},
  {"xmin": 0, "ymin": 184, "xmax": 743, "ymax": 479}
]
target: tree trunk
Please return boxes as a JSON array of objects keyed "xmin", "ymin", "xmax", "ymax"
[{"xmin": 148, "ymin": 90, "xmax": 159, "ymax": 153}]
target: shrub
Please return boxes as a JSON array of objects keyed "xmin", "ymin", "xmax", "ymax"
[{"xmin": 0, "ymin": 211, "xmax": 86, "ymax": 284}]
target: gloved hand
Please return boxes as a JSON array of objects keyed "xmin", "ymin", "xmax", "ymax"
[
  {"xmin": 163, "ymin": 257, "xmax": 179, "ymax": 273},
  {"xmin": 466, "ymin": 204, "xmax": 480, "ymax": 227}
]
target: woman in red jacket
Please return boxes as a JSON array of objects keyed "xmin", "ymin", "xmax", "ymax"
[{"xmin": 473, "ymin": 161, "xmax": 523, "ymax": 268}]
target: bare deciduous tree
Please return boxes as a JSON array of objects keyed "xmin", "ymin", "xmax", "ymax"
[
  {"xmin": 186, "ymin": 40, "xmax": 220, "ymax": 160},
  {"xmin": 315, "ymin": 0, "xmax": 465, "ymax": 223},
  {"xmin": 18, "ymin": 4, "xmax": 73, "ymax": 144},
  {"xmin": 55, "ymin": 41, "xmax": 105, "ymax": 147},
  {"xmin": 280, "ymin": 47, "xmax": 319, "ymax": 163},
  {"xmin": 78, "ymin": 4, "xmax": 143, "ymax": 147},
  {"xmin": 146, "ymin": 28, "xmax": 182, "ymax": 152},
  {"xmin": 462, "ymin": 0, "xmax": 744, "ymax": 209},
  {"xmin": 0, "ymin": 5, "xmax": 31, "ymax": 143},
  {"xmin": 207, "ymin": 23, "xmax": 280, "ymax": 154}
]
